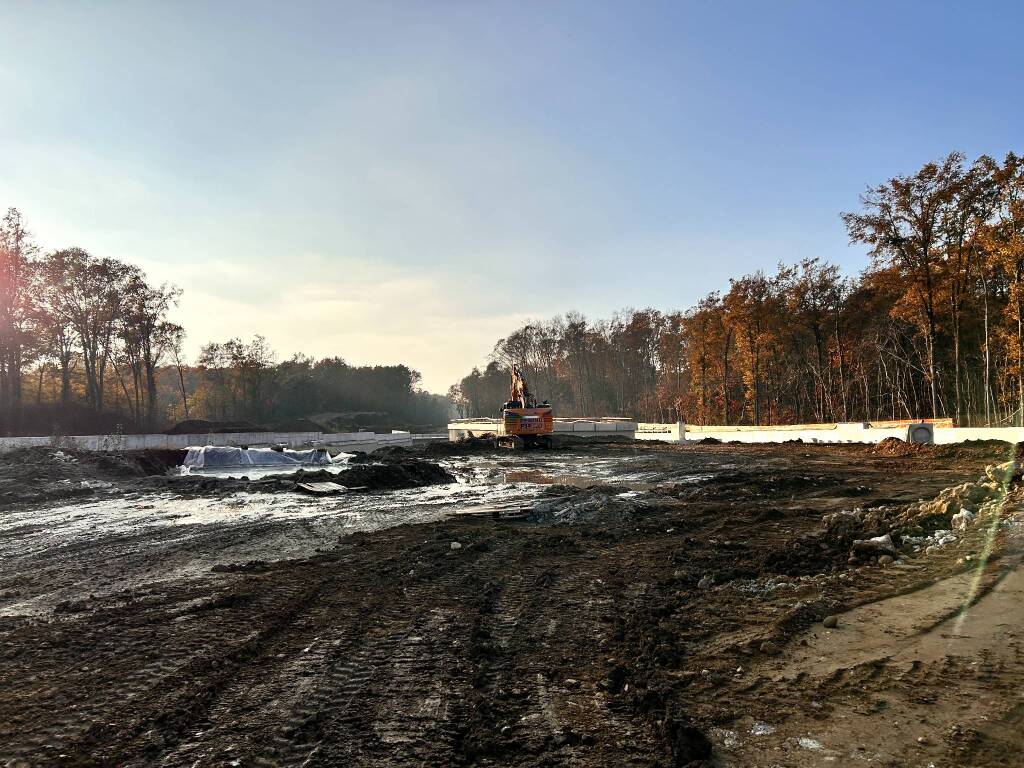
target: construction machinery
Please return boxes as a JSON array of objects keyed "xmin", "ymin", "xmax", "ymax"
[{"xmin": 499, "ymin": 364, "xmax": 553, "ymax": 449}]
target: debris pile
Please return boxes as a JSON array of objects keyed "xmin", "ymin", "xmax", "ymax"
[
  {"xmin": 530, "ymin": 484, "xmax": 653, "ymax": 524},
  {"xmin": 832, "ymin": 458, "xmax": 1023, "ymax": 566},
  {"xmin": 897, "ymin": 460, "xmax": 1013, "ymax": 532}
]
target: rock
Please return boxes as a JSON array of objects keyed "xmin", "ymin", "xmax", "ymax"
[
  {"xmin": 564, "ymin": 678, "xmax": 581, "ymax": 689},
  {"xmin": 852, "ymin": 533, "xmax": 896, "ymax": 556},
  {"xmin": 823, "ymin": 615, "xmax": 839, "ymax": 628},
  {"xmin": 450, "ymin": 541, "xmax": 462, "ymax": 551},
  {"xmin": 878, "ymin": 554, "xmax": 894, "ymax": 566},
  {"xmin": 500, "ymin": 725, "xmax": 511, "ymax": 736},
  {"xmin": 697, "ymin": 575, "xmax": 714, "ymax": 590},
  {"xmin": 663, "ymin": 718, "xmax": 713, "ymax": 763},
  {"xmin": 759, "ymin": 640, "xmax": 780, "ymax": 655},
  {"xmin": 985, "ymin": 461, "xmax": 1014, "ymax": 484},
  {"xmin": 951, "ymin": 509, "xmax": 975, "ymax": 531}
]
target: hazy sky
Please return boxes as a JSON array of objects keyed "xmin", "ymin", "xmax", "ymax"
[{"xmin": 2, "ymin": 1, "xmax": 1021, "ymax": 392}]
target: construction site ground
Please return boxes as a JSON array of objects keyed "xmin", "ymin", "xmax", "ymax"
[{"xmin": 0, "ymin": 439, "xmax": 1022, "ymax": 767}]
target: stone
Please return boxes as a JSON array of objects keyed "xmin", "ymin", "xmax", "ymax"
[
  {"xmin": 852, "ymin": 534, "xmax": 896, "ymax": 556},
  {"xmin": 450, "ymin": 541, "xmax": 462, "ymax": 551},
  {"xmin": 878, "ymin": 555, "xmax": 894, "ymax": 566},
  {"xmin": 951, "ymin": 509, "xmax": 975, "ymax": 531},
  {"xmin": 823, "ymin": 615, "xmax": 839, "ymax": 628},
  {"xmin": 698, "ymin": 575, "xmax": 714, "ymax": 590},
  {"xmin": 759, "ymin": 640, "xmax": 780, "ymax": 655}
]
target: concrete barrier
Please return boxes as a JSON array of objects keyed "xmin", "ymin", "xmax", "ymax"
[
  {"xmin": 636, "ymin": 422, "xmax": 685, "ymax": 442},
  {"xmin": 447, "ymin": 418, "xmax": 1024, "ymax": 446},
  {"xmin": 684, "ymin": 423, "xmax": 909, "ymax": 444},
  {"xmin": 933, "ymin": 427, "xmax": 1024, "ymax": 445},
  {"xmin": 447, "ymin": 418, "xmax": 637, "ymax": 440},
  {"xmin": 686, "ymin": 422, "xmax": 1024, "ymax": 445}
]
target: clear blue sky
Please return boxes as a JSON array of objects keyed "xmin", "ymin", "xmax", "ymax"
[{"xmin": 2, "ymin": 1, "xmax": 1021, "ymax": 391}]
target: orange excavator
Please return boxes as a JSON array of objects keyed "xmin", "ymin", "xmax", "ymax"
[{"xmin": 499, "ymin": 364, "xmax": 553, "ymax": 449}]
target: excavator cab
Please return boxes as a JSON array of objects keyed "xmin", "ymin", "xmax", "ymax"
[{"xmin": 499, "ymin": 365, "xmax": 553, "ymax": 449}]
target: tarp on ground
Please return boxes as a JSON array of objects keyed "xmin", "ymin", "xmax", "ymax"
[{"xmin": 183, "ymin": 446, "xmax": 332, "ymax": 469}]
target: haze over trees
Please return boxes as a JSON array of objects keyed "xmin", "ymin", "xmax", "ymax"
[
  {"xmin": 452, "ymin": 152, "xmax": 1024, "ymax": 427},
  {"xmin": 0, "ymin": 212, "xmax": 447, "ymax": 435}
]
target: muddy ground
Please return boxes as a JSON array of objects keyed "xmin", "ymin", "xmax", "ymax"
[{"xmin": 1, "ymin": 440, "xmax": 1022, "ymax": 766}]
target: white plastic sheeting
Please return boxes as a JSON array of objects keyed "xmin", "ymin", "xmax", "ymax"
[{"xmin": 183, "ymin": 446, "xmax": 333, "ymax": 469}]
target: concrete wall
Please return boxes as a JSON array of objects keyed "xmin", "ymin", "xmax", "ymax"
[
  {"xmin": 0, "ymin": 430, "xmax": 441, "ymax": 454},
  {"xmin": 933, "ymin": 427, "xmax": 1024, "ymax": 445},
  {"xmin": 448, "ymin": 418, "xmax": 637, "ymax": 440},
  {"xmin": 684, "ymin": 423, "xmax": 911, "ymax": 444},
  {"xmin": 636, "ymin": 422, "xmax": 685, "ymax": 442},
  {"xmin": 685, "ymin": 422, "xmax": 1024, "ymax": 445}
]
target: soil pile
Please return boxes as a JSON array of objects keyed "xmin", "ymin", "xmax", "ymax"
[
  {"xmin": 0, "ymin": 447, "xmax": 185, "ymax": 506},
  {"xmin": 873, "ymin": 436, "xmax": 928, "ymax": 456},
  {"xmin": 424, "ymin": 436, "xmax": 498, "ymax": 456},
  {"xmin": 163, "ymin": 419, "xmax": 266, "ymax": 435},
  {"xmin": 334, "ymin": 459, "xmax": 455, "ymax": 490},
  {"xmin": 144, "ymin": 457, "xmax": 455, "ymax": 494}
]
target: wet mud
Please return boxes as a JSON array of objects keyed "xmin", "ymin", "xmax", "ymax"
[{"xmin": 0, "ymin": 440, "xmax": 1022, "ymax": 766}]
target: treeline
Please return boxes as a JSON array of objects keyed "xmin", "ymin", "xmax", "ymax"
[
  {"xmin": 0, "ymin": 209, "xmax": 183, "ymax": 431},
  {"xmin": 451, "ymin": 152, "xmax": 1024, "ymax": 426},
  {"xmin": 0, "ymin": 210, "xmax": 447, "ymax": 434},
  {"xmin": 190, "ymin": 338, "xmax": 448, "ymax": 427}
]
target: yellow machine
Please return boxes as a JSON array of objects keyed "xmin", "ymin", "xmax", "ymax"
[{"xmin": 499, "ymin": 364, "xmax": 553, "ymax": 449}]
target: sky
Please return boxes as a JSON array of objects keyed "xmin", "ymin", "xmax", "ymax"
[{"xmin": 2, "ymin": 1, "xmax": 1022, "ymax": 393}]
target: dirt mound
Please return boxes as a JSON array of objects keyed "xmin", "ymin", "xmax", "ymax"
[
  {"xmin": 424, "ymin": 436, "xmax": 498, "ymax": 456},
  {"xmin": 873, "ymin": 436, "xmax": 929, "ymax": 456},
  {"xmin": 334, "ymin": 459, "xmax": 455, "ymax": 490},
  {"xmin": 146, "ymin": 457, "xmax": 455, "ymax": 495},
  {"xmin": 348, "ymin": 446, "xmax": 413, "ymax": 463},
  {"xmin": 163, "ymin": 419, "xmax": 266, "ymax": 435},
  {"xmin": 0, "ymin": 447, "xmax": 187, "ymax": 506},
  {"xmin": 930, "ymin": 439, "xmax": 1018, "ymax": 462}
]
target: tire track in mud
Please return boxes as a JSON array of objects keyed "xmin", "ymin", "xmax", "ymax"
[
  {"xmin": 0, "ymin": 580, "xmax": 261, "ymax": 765},
  {"xmin": 67, "ymin": 571, "xmax": 338, "ymax": 766},
  {"xmin": 457, "ymin": 538, "xmax": 662, "ymax": 766},
  {"xmin": 154, "ymin": 543, "xmax": 495, "ymax": 767}
]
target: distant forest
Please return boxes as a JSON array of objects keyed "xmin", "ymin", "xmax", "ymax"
[
  {"xmin": 0, "ymin": 211, "xmax": 447, "ymax": 435},
  {"xmin": 452, "ymin": 152, "xmax": 1024, "ymax": 426}
]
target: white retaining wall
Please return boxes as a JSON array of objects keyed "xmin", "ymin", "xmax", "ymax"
[
  {"xmin": 933, "ymin": 427, "xmax": 1024, "ymax": 445},
  {"xmin": 683, "ymin": 424, "xmax": 910, "ymax": 444},
  {"xmin": 636, "ymin": 422, "xmax": 685, "ymax": 442},
  {"xmin": 445, "ymin": 418, "xmax": 1024, "ymax": 446},
  {"xmin": 686, "ymin": 423, "xmax": 1024, "ymax": 445},
  {"xmin": 0, "ymin": 430, "xmax": 434, "ymax": 454},
  {"xmin": 448, "ymin": 418, "xmax": 637, "ymax": 440}
]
